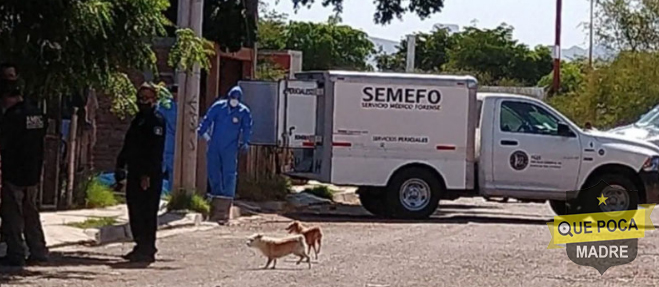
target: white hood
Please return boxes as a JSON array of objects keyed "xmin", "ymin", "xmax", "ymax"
[
  {"xmin": 586, "ymin": 129, "xmax": 659, "ymax": 155},
  {"xmin": 606, "ymin": 124, "xmax": 659, "ymax": 147}
]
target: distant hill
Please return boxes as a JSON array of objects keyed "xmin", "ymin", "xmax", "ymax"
[{"xmin": 549, "ymin": 45, "xmax": 614, "ymax": 61}]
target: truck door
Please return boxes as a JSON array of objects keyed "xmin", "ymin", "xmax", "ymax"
[
  {"xmin": 278, "ymin": 80, "xmax": 321, "ymax": 173},
  {"xmin": 491, "ymin": 99, "xmax": 581, "ymax": 194}
]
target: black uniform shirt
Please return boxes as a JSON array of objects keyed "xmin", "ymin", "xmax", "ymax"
[
  {"xmin": 116, "ymin": 108, "xmax": 166, "ymax": 178},
  {"xmin": 0, "ymin": 101, "xmax": 47, "ymax": 186}
]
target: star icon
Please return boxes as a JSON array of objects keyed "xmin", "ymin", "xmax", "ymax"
[{"xmin": 597, "ymin": 193, "xmax": 608, "ymax": 205}]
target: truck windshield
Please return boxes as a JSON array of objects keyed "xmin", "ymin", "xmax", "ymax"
[{"xmin": 635, "ymin": 105, "xmax": 659, "ymax": 127}]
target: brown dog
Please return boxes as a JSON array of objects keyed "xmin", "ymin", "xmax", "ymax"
[
  {"xmin": 285, "ymin": 221, "xmax": 323, "ymax": 259},
  {"xmin": 246, "ymin": 233, "xmax": 311, "ymax": 269}
]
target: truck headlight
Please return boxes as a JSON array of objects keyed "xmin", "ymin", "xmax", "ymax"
[{"xmin": 643, "ymin": 156, "xmax": 659, "ymax": 171}]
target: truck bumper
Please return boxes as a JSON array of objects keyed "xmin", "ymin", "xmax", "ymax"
[{"xmin": 639, "ymin": 171, "xmax": 659, "ymax": 204}]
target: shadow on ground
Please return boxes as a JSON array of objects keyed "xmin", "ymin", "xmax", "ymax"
[
  {"xmin": 0, "ymin": 251, "xmax": 180, "ymax": 284},
  {"xmin": 284, "ymin": 212, "xmax": 552, "ymax": 226},
  {"xmin": 281, "ymin": 202, "xmax": 552, "ymax": 226}
]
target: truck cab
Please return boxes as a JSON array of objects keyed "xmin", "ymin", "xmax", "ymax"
[{"xmin": 476, "ymin": 93, "xmax": 659, "ymax": 216}]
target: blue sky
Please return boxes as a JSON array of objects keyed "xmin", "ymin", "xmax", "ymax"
[{"xmin": 267, "ymin": 0, "xmax": 592, "ymax": 48}]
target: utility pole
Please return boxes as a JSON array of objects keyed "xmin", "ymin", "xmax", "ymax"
[
  {"xmin": 589, "ymin": 0, "xmax": 594, "ymax": 68},
  {"xmin": 552, "ymin": 0, "xmax": 562, "ymax": 94},
  {"xmin": 173, "ymin": 0, "xmax": 204, "ymax": 195},
  {"xmin": 405, "ymin": 34, "xmax": 416, "ymax": 72}
]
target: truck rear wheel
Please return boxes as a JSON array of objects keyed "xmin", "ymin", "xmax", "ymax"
[
  {"xmin": 579, "ymin": 174, "xmax": 639, "ymax": 214},
  {"xmin": 357, "ymin": 187, "xmax": 387, "ymax": 217},
  {"xmin": 549, "ymin": 200, "xmax": 570, "ymax": 216},
  {"xmin": 385, "ymin": 167, "xmax": 442, "ymax": 219}
]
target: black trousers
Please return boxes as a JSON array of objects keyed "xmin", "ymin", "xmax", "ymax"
[
  {"xmin": 0, "ymin": 181, "xmax": 48, "ymax": 261},
  {"xmin": 126, "ymin": 173, "xmax": 162, "ymax": 256}
]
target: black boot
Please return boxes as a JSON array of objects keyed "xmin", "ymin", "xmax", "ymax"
[{"xmin": 0, "ymin": 256, "xmax": 25, "ymax": 267}]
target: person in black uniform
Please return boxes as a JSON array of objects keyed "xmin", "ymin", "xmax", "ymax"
[
  {"xmin": 115, "ymin": 82, "xmax": 166, "ymax": 263},
  {"xmin": 0, "ymin": 78, "xmax": 49, "ymax": 267}
]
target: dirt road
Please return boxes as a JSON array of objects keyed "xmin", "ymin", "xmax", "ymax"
[{"xmin": 2, "ymin": 198, "xmax": 659, "ymax": 287}]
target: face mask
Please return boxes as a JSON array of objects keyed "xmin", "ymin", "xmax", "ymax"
[
  {"xmin": 137, "ymin": 102, "xmax": 152, "ymax": 112},
  {"xmin": 229, "ymin": 98, "xmax": 239, "ymax": 108}
]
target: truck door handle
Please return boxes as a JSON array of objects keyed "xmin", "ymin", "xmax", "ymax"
[{"xmin": 500, "ymin": 140, "xmax": 518, "ymax": 146}]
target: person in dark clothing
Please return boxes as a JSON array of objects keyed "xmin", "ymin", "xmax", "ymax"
[
  {"xmin": 0, "ymin": 62, "xmax": 18, "ymax": 81},
  {"xmin": 0, "ymin": 78, "xmax": 49, "ymax": 267},
  {"xmin": 0, "ymin": 62, "xmax": 17, "ymax": 245},
  {"xmin": 115, "ymin": 82, "xmax": 166, "ymax": 263}
]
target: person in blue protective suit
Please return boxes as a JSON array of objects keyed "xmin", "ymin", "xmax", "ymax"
[
  {"xmin": 155, "ymin": 84, "xmax": 177, "ymax": 195},
  {"xmin": 197, "ymin": 85, "xmax": 252, "ymax": 224}
]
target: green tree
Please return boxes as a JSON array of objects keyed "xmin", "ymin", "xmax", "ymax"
[
  {"xmin": 290, "ymin": 0, "xmax": 445, "ymax": 24},
  {"xmin": 594, "ymin": 0, "xmax": 659, "ymax": 52},
  {"xmin": 0, "ymin": 0, "xmax": 213, "ymax": 117},
  {"xmin": 445, "ymin": 24, "xmax": 552, "ymax": 86},
  {"xmin": 258, "ymin": 13, "xmax": 375, "ymax": 71},
  {"xmin": 549, "ymin": 52, "xmax": 659, "ymax": 129},
  {"xmin": 537, "ymin": 59, "xmax": 587, "ymax": 95},
  {"xmin": 376, "ymin": 27, "xmax": 455, "ymax": 72}
]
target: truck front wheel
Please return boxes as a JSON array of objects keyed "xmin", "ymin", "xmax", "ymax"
[
  {"xmin": 385, "ymin": 167, "xmax": 442, "ymax": 219},
  {"xmin": 357, "ymin": 187, "xmax": 387, "ymax": 217},
  {"xmin": 579, "ymin": 174, "xmax": 639, "ymax": 214},
  {"xmin": 549, "ymin": 200, "xmax": 570, "ymax": 216}
]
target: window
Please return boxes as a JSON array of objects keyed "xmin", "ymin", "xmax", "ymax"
[{"xmin": 500, "ymin": 101, "xmax": 561, "ymax": 136}]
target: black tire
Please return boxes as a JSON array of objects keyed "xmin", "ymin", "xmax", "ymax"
[
  {"xmin": 549, "ymin": 200, "xmax": 569, "ymax": 216},
  {"xmin": 357, "ymin": 187, "xmax": 387, "ymax": 217},
  {"xmin": 385, "ymin": 167, "xmax": 442, "ymax": 219},
  {"xmin": 579, "ymin": 174, "xmax": 639, "ymax": 214}
]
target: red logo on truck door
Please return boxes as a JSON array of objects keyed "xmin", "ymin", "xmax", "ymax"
[{"xmin": 361, "ymin": 87, "xmax": 442, "ymax": 111}]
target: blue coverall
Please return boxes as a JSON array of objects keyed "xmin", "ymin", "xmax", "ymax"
[
  {"xmin": 156, "ymin": 99, "xmax": 177, "ymax": 194},
  {"xmin": 197, "ymin": 86, "xmax": 253, "ymax": 198}
]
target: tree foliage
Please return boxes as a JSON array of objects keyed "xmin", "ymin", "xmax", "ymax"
[
  {"xmin": 290, "ymin": 0, "xmax": 445, "ymax": 25},
  {"xmin": 376, "ymin": 27, "xmax": 455, "ymax": 72},
  {"xmin": 258, "ymin": 10, "xmax": 375, "ymax": 71},
  {"xmin": 446, "ymin": 25, "xmax": 552, "ymax": 86},
  {"xmin": 548, "ymin": 0, "xmax": 659, "ymax": 129},
  {"xmin": 549, "ymin": 52, "xmax": 659, "ymax": 129},
  {"xmin": 537, "ymin": 59, "xmax": 587, "ymax": 96},
  {"xmin": 594, "ymin": 0, "xmax": 659, "ymax": 52},
  {"xmin": 165, "ymin": 0, "xmax": 257, "ymax": 53},
  {"xmin": 375, "ymin": 24, "xmax": 552, "ymax": 86},
  {"xmin": 0, "ymin": 0, "xmax": 213, "ymax": 117},
  {"xmin": 255, "ymin": 58, "xmax": 288, "ymax": 81}
]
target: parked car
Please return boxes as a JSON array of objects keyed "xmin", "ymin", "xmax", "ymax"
[{"xmin": 608, "ymin": 104, "xmax": 659, "ymax": 146}]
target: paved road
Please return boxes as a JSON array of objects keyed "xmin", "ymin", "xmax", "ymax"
[{"xmin": 3, "ymin": 198, "xmax": 659, "ymax": 287}]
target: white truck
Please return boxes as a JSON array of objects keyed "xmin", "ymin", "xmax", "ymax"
[{"xmin": 284, "ymin": 70, "xmax": 659, "ymax": 219}]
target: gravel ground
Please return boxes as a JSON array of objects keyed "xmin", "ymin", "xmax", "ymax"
[{"xmin": 2, "ymin": 198, "xmax": 659, "ymax": 287}]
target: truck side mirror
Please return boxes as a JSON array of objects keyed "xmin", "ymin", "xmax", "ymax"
[{"xmin": 557, "ymin": 123, "xmax": 575, "ymax": 137}]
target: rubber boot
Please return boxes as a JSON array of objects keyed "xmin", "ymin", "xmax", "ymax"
[
  {"xmin": 216, "ymin": 197, "xmax": 233, "ymax": 225},
  {"xmin": 208, "ymin": 197, "xmax": 224, "ymax": 223}
]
